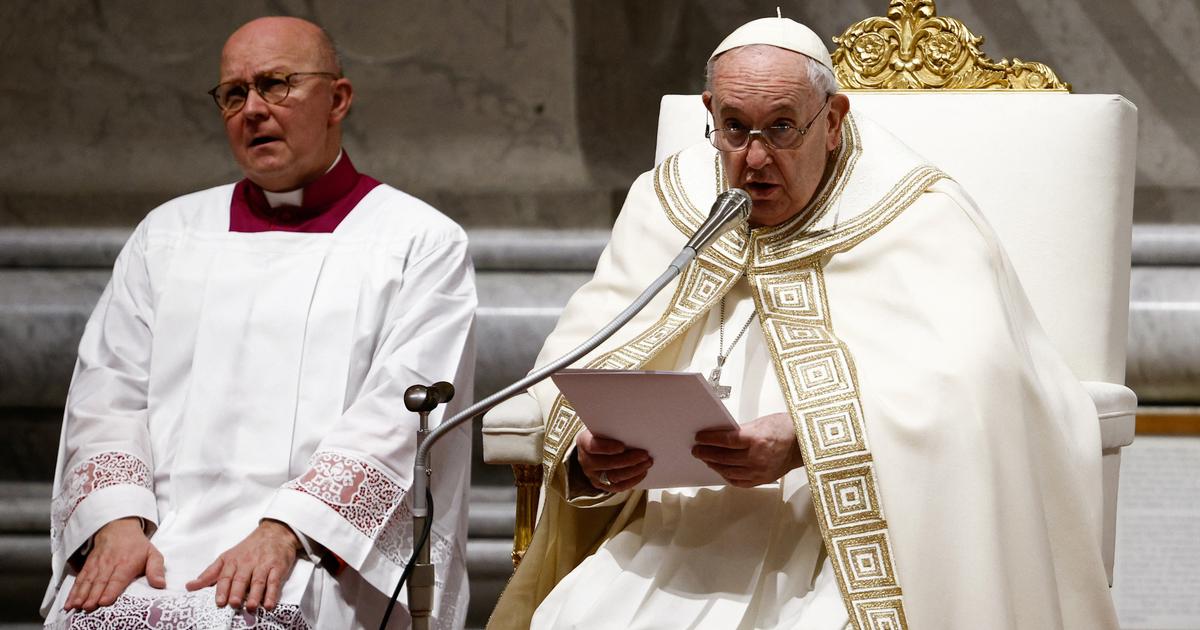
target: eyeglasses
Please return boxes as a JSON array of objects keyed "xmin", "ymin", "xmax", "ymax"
[
  {"xmin": 705, "ymin": 96, "xmax": 831, "ymax": 152},
  {"xmin": 208, "ymin": 71, "xmax": 340, "ymax": 113}
]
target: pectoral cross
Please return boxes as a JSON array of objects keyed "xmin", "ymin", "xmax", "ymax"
[{"xmin": 708, "ymin": 356, "xmax": 731, "ymax": 399}]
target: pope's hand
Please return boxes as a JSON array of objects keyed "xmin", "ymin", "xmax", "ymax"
[
  {"xmin": 576, "ymin": 428, "xmax": 653, "ymax": 493},
  {"xmin": 65, "ymin": 517, "xmax": 166, "ymax": 612},
  {"xmin": 186, "ymin": 519, "xmax": 301, "ymax": 611},
  {"xmin": 692, "ymin": 412, "xmax": 804, "ymax": 487}
]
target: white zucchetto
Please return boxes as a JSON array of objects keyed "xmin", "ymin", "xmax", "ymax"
[{"xmin": 709, "ymin": 16, "xmax": 834, "ymax": 72}]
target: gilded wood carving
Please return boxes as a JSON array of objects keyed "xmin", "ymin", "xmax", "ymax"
[{"xmin": 832, "ymin": 0, "xmax": 1069, "ymax": 91}]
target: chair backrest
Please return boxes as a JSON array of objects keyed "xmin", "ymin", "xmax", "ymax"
[{"xmin": 655, "ymin": 91, "xmax": 1137, "ymax": 384}]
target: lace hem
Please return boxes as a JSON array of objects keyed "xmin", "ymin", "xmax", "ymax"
[
  {"xmin": 51, "ymin": 451, "xmax": 153, "ymax": 549},
  {"xmin": 283, "ymin": 450, "xmax": 462, "ymax": 619},
  {"xmin": 59, "ymin": 588, "xmax": 309, "ymax": 629}
]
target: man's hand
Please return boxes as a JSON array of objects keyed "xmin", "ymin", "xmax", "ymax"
[
  {"xmin": 576, "ymin": 428, "xmax": 653, "ymax": 493},
  {"xmin": 186, "ymin": 519, "xmax": 301, "ymax": 611},
  {"xmin": 692, "ymin": 412, "xmax": 804, "ymax": 487},
  {"xmin": 65, "ymin": 517, "xmax": 165, "ymax": 612}
]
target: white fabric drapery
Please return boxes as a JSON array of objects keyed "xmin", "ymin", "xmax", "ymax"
[{"xmin": 44, "ymin": 184, "xmax": 476, "ymax": 630}]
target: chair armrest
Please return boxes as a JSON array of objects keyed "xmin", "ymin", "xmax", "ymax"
[
  {"xmin": 482, "ymin": 393, "xmax": 545, "ymax": 466},
  {"xmin": 1081, "ymin": 380, "xmax": 1136, "ymax": 587},
  {"xmin": 1082, "ymin": 380, "xmax": 1136, "ymax": 452}
]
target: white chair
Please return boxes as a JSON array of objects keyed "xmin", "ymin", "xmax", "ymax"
[{"xmin": 483, "ymin": 0, "xmax": 1138, "ymax": 584}]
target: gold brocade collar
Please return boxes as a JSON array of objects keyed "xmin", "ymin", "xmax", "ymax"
[{"xmin": 655, "ymin": 111, "xmax": 946, "ymax": 276}]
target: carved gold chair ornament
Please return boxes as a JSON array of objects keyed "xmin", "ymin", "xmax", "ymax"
[{"xmin": 832, "ymin": 0, "xmax": 1068, "ymax": 91}]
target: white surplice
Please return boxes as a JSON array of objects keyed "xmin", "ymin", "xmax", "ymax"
[
  {"xmin": 531, "ymin": 280, "xmax": 849, "ymax": 630},
  {"xmin": 43, "ymin": 183, "xmax": 476, "ymax": 629}
]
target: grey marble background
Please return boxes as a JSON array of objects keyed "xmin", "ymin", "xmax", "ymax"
[
  {"xmin": 0, "ymin": 0, "xmax": 1196, "ymax": 226},
  {"xmin": 0, "ymin": 1, "xmax": 1197, "ymax": 627}
]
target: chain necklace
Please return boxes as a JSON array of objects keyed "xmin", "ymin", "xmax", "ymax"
[{"xmin": 707, "ymin": 296, "xmax": 757, "ymax": 399}]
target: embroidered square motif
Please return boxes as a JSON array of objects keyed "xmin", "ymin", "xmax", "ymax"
[
  {"xmin": 756, "ymin": 271, "xmax": 824, "ymax": 321},
  {"xmin": 547, "ymin": 405, "xmax": 576, "ymax": 443},
  {"xmin": 802, "ymin": 401, "xmax": 866, "ymax": 459},
  {"xmin": 834, "ymin": 531, "xmax": 898, "ymax": 591},
  {"xmin": 817, "ymin": 464, "xmax": 881, "ymax": 527},
  {"xmin": 766, "ymin": 320, "xmax": 833, "ymax": 353},
  {"xmin": 783, "ymin": 348, "xmax": 854, "ymax": 405},
  {"xmin": 678, "ymin": 263, "xmax": 728, "ymax": 311},
  {"xmin": 855, "ymin": 599, "xmax": 908, "ymax": 630}
]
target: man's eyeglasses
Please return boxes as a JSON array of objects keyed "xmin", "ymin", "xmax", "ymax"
[
  {"xmin": 208, "ymin": 72, "xmax": 340, "ymax": 114},
  {"xmin": 705, "ymin": 96, "xmax": 831, "ymax": 152}
]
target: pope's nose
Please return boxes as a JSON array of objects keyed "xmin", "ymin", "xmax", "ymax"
[{"xmin": 745, "ymin": 136, "xmax": 773, "ymax": 170}]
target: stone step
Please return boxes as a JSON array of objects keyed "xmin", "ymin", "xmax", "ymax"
[
  {"xmin": 0, "ymin": 222, "xmax": 1194, "ymax": 269},
  {"xmin": 0, "ymin": 188, "xmax": 623, "ymax": 233},
  {"xmin": 3, "ymin": 264, "xmax": 1199, "ymax": 410},
  {"xmin": 0, "ymin": 226, "xmax": 610, "ymax": 271},
  {"xmin": 1131, "ymin": 224, "xmax": 1200, "ymax": 266},
  {"xmin": 3, "ymin": 222, "xmax": 1195, "ymax": 270},
  {"xmin": 1128, "ymin": 266, "xmax": 1200, "ymax": 403},
  {"xmin": 0, "ymin": 269, "xmax": 591, "ymax": 410}
]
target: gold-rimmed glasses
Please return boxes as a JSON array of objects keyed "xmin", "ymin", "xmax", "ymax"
[
  {"xmin": 208, "ymin": 71, "xmax": 340, "ymax": 114},
  {"xmin": 705, "ymin": 96, "xmax": 831, "ymax": 152}
]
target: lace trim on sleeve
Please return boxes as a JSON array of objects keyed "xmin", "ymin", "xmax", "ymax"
[
  {"xmin": 58, "ymin": 589, "xmax": 309, "ymax": 629},
  {"xmin": 51, "ymin": 451, "xmax": 152, "ymax": 549},
  {"xmin": 283, "ymin": 450, "xmax": 464, "ymax": 625}
]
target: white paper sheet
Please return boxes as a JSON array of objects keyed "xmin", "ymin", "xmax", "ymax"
[{"xmin": 551, "ymin": 369, "xmax": 738, "ymax": 488}]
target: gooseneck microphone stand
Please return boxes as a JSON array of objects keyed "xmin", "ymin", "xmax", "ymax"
[
  {"xmin": 380, "ymin": 382, "xmax": 454, "ymax": 630},
  {"xmin": 382, "ymin": 188, "xmax": 751, "ymax": 630}
]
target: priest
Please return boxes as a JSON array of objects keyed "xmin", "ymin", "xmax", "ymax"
[
  {"xmin": 42, "ymin": 17, "xmax": 475, "ymax": 629},
  {"xmin": 489, "ymin": 16, "xmax": 1119, "ymax": 630}
]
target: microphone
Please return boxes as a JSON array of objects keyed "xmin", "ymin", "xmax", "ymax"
[
  {"xmin": 684, "ymin": 188, "xmax": 752, "ymax": 253},
  {"xmin": 403, "ymin": 381, "xmax": 456, "ymax": 413},
  {"xmin": 429, "ymin": 381, "xmax": 455, "ymax": 405}
]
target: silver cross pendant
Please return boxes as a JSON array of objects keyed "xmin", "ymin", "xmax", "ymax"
[{"xmin": 708, "ymin": 358, "xmax": 731, "ymax": 399}]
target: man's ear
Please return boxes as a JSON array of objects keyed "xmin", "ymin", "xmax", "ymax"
[
  {"xmin": 329, "ymin": 78, "xmax": 353, "ymax": 125},
  {"xmin": 702, "ymin": 91, "xmax": 714, "ymax": 118},
  {"xmin": 825, "ymin": 93, "xmax": 850, "ymax": 152}
]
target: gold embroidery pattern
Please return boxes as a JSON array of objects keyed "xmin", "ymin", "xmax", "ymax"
[
  {"xmin": 753, "ymin": 164, "xmax": 945, "ymax": 272},
  {"xmin": 540, "ymin": 258, "xmax": 743, "ymax": 476},
  {"xmin": 542, "ymin": 149, "xmax": 754, "ymax": 476},
  {"xmin": 751, "ymin": 267, "xmax": 907, "ymax": 629},
  {"xmin": 653, "ymin": 151, "xmax": 744, "ymax": 267}
]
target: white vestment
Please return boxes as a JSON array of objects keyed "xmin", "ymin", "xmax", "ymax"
[
  {"xmin": 43, "ymin": 183, "xmax": 476, "ymax": 630},
  {"xmin": 491, "ymin": 112, "xmax": 1118, "ymax": 630},
  {"xmin": 532, "ymin": 280, "xmax": 848, "ymax": 630}
]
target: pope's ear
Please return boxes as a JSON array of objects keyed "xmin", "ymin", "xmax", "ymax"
[
  {"xmin": 329, "ymin": 78, "xmax": 353, "ymax": 125},
  {"xmin": 825, "ymin": 93, "xmax": 850, "ymax": 152},
  {"xmin": 702, "ymin": 91, "xmax": 714, "ymax": 117}
]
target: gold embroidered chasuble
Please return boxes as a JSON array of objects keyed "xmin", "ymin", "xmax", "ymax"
[{"xmin": 490, "ymin": 113, "xmax": 1118, "ymax": 630}]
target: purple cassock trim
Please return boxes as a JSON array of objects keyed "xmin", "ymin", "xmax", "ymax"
[{"xmin": 229, "ymin": 152, "xmax": 382, "ymax": 233}]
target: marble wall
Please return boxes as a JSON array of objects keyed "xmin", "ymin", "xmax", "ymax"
[
  {"xmin": 0, "ymin": 0, "xmax": 1195, "ymax": 226},
  {"xmin": 571, "ymin": 0, "xmax": 1200, "ymax": 224},
  {"xmin": 0, "ymin": 0, "xmax": 589, "ymax": 225}
]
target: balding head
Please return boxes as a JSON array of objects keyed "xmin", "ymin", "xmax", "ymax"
[
  {"xmin": 223, "ymin": 17, "xmax": 341, "ymax": 78},
  {"xmin": 217, "ymin": 17, "xmax": 353, "ymax": 191}
]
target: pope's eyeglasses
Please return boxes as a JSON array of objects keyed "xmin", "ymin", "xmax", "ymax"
[
  {"xmin": 705, "ymin": 96, "xmax": 831, "ymax": 152},
  {"xmin": 208, "ymin": 71, "xmax": 340, "ymax": 114}
]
